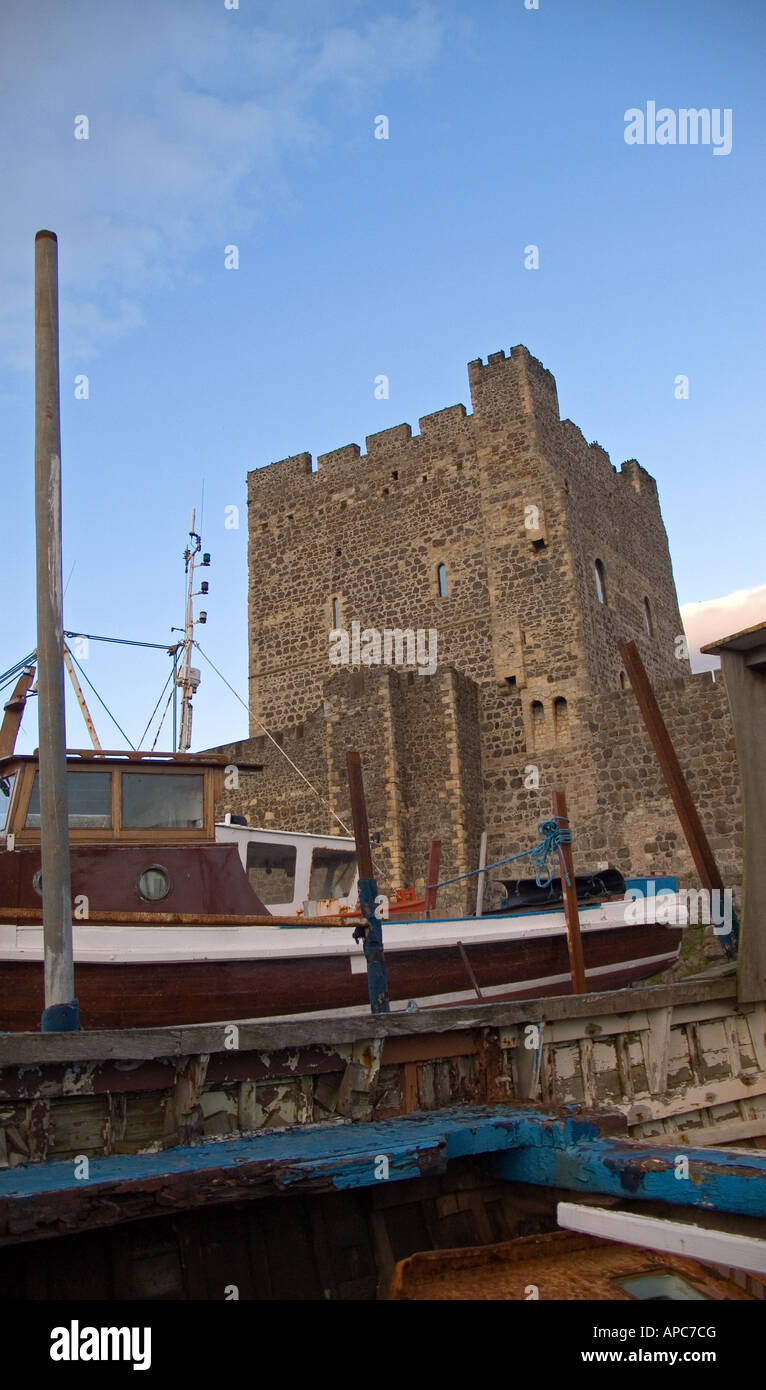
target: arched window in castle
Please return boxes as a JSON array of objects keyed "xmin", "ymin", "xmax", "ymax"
[
  {"xmin": 643, "ymin": 596, "xmax": 654, "ymax": 637},
  {"xmin": 531, "ymin": 700, "xmax": 545, "ymax": 749},
  {"xmin": 437, "ymin": 563, "xmax": 449, "ymax": 598},
  {"xmin": 331, "ymin": 597, "xmax": 339, "ymax": 629},
  {"xmin": 594, "ymin": 559, "xmax": 607, "ymax": 605},
  {"xmin": 554, "ymin": 696, "xmax": 569, "ymax": 743},
  {"xmin": 619, "ymin": 671, "xmax": 627, "ymax": 689}
]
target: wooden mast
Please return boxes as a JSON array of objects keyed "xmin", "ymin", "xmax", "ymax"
[{"xmin": 34, "ymin": 230, "xmax": 78, "ymax": 1031}]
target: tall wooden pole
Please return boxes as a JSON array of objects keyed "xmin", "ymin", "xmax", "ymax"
[
  {"xmin": 552, "ymin": 788, "xmax": 586, "ymax": 994},
  {"xmin": 34, "ymin": 230, "xmax": 78, "ymax": 1032},
  {"xmin": 346, "ymin": 751, "xmax": 389, "ymax": 1014}
]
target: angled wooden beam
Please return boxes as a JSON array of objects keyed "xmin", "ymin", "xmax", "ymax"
[
  {"xmin": 0, "ymin": 668, "xmax": 36, "ymax": 759},
  {"xmin": 618, "ymin": 640, "xmax": 725, "ymax": 896}
]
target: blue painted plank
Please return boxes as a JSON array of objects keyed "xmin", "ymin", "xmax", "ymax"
[
  {"xmin": 486, "ymin": 1140, "xmax": 766, "ymax": 1218},
  {"xmin": 3, "ymin": 1102, "xmax": 765, "ymax": 1223},
  {"xmin": 0, "ymin": 1105, "xmax": 594, "ymax": 1201}
]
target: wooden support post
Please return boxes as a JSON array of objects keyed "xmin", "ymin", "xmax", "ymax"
[
  {"xmin": 552, "ymin": 788, "xmax": 586, "ymax": 994},
  {"xmin": 346, "ymin": 751, "xmax": 390, "ymax": 1014},
  {"xmin": 475, "ymin": 830, "xmax": 488, "ymax": 918},
  {"xmin": 457, "ymin": 941, "xmax": 484, "ymax": 1001},
  {"xmin": 424, "ymin": 839, "xmax": 441, "ymax": 917},
  {"xmin": 34, "ymin": 230, "xmax": 78, "ymax": 1033},
  {"xmin": 618, "ymin": 639, "xmax": 735, "ymax": 957}
]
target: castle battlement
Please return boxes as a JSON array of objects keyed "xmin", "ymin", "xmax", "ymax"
[
  {"xmin": 250, "ymin": 404, "xmax": 474, "ymax": 500},
  {"xmin": 617, "ymin": 457, "xmax": 659, "ymax": 497},
  {"xmin": 467, "ymin": 344, "xmax": 560, "ymax": 423},
  {"xmin": 249, "ymin": 347, "xmax": 567, "ymax": 502}
]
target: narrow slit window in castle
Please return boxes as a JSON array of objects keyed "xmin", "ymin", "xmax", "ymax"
[
  {"xmin": 531, "ymin": 700, "xmax": 545, "ymax": 748},
  {"xmin": 594, "ymin": 559, "xmax": 607, "ymax": 605},
  {"xmin": 643, "ymin": 596, "xmax": 654, "ymax": 637},
  {"xmin": 620, "ymin": 671, "xmax": 627, "ymax": 689},
  {"xmin": 437, "ymin": 563, "xmax": 448, "ymax": 597},
  {"xmin": 332, "ymin": 598, "xmax": 339, "ymax": 628}
]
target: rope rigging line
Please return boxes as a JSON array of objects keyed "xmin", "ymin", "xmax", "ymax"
[
  {"xmin": 137, "ymin": 664, "xmax": 175, "ymax": 750},
  {"xmin": 64, "ymin": 631, "xmax": 175, "ymax": 652},
  {"xmin": 0, "ymin": 652, "xmax": 38, "ymax": 692},
  {"xmin": 149, "ymin": 684, "xmax": 176, "ymax": 754},
  {"xmin": 428, "ymin": 819, "xmax": 573, "ymax": 892},
  {"xmin": 192, "ymin": 643, "xmax": 370, "ymax": 849},
  {"xmin": 65, "ymin": 646, "xmax": 136, "ymax": 751}
]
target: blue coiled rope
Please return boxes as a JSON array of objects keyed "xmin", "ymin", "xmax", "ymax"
[{"xmin": 427, "ymin": 819, "xmax": 572, "ymax": 892}]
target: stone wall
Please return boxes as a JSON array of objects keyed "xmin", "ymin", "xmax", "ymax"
[{"xmin": 214, "ymin": 666, "xmax": 742, "ymax": 932}]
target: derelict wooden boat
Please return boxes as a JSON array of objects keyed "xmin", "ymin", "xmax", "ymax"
[{"xmin": 0, "ymin": 746, "xmax": 684, "ymax": 1030}]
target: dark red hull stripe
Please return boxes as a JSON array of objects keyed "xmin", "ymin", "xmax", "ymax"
[{"xmin": 0, "ymin": 924, "xmax": 681, "ymax": 1030}]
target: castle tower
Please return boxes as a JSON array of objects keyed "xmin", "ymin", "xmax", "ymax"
[{"xmin": 246, "ymin": 346, "xmax": 687, "ymax": 744}]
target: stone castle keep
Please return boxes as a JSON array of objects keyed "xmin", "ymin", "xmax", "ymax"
[{"xmin": 216, "ymin": 345, "xmax": 742, "ymax": 915}]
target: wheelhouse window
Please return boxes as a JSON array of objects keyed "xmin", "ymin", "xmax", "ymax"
[
  {"xmin": 437, "ymin": 563, "xmax": 448, "ymax": 597},
  {"xmin": 309, "ymin": 848, "xmax": 357, "ymax": 901},
  {"xmin": 25, "ymin": 770, "xmax": 112, "ymax": 829},
  {"xmin": 121, "ymin": 773, "xmax": 203, "ymax": 829},
  {"xmin": 594, "ymin": 559, "xmax": 607, "ymax": 605},
  {"xmin": 0, "ymin": 773, "xmax": 15, "ymax": 832},
  {"xmin": 245, "ymin": 841, "xmax": 296, "ymax": 902}
]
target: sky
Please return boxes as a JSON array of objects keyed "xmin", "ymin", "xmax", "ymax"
[{"xmin": 1, "ymin": 0, "xmax": 764, "ymax": 753}]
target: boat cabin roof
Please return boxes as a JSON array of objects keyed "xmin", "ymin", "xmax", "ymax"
[
  {"xmin": 217, "ymin": 820, "xmax": 355, "ymax": 849},
  {"xmin": 0, "ymin": 750, "xmax": 261, "ymax": 769}
]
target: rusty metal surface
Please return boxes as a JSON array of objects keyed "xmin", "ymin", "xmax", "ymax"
[{"xmin": 388, "ymin": 1229, "xmax": 755, "ymax": 1300}]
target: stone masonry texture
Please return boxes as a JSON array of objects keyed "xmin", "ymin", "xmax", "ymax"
[{"xmin": 212, "ymin": 346, "xmax": 742, "ymax": 932}]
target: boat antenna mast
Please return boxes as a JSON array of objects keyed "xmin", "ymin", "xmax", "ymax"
[{"xmin": 173, "ymin": 509, "xmax": 210, "ymax": 752}]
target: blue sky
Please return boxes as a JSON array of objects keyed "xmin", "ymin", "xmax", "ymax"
[{"xmin": 2, "ymin": 0, "xmax": 764, "ymax": 752}]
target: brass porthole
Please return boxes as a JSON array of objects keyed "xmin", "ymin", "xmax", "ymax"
[{"xmin": 136, "ymin": 865, "xmax": 172, "ymax": 903}]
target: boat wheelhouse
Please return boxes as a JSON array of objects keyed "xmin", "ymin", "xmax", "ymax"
[{"xmin": 216, "ymin": 820, "xmax": 359, "ymax": 918}]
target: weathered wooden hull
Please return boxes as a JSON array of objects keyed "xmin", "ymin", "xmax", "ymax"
[{"xmin": 0, "ymin": 920, "xmax": 681, "ymax": 1030}]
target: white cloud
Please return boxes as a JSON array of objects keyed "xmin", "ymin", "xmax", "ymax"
[
  {"xmin": 681, "ymin": 583, "xmax": 766, "ymax": 671},
  {"xmin": 0, "ymin": 2, "xmax": 443, "ymax": 367}
]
